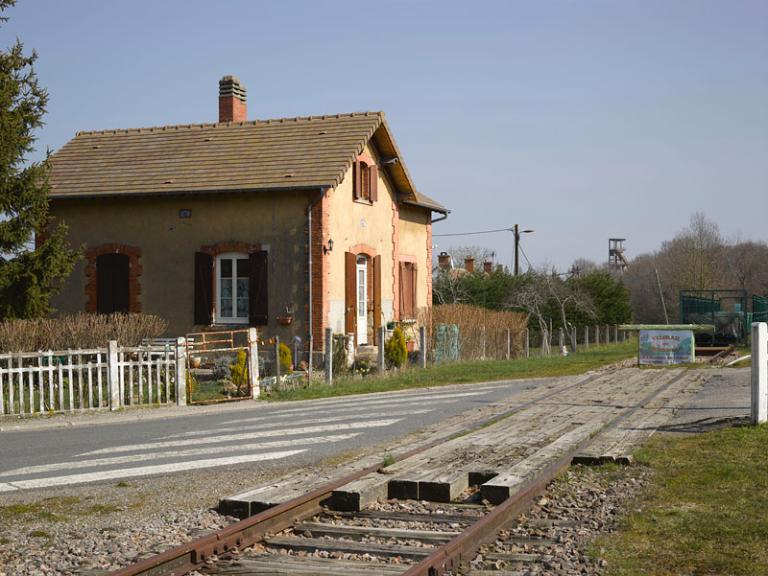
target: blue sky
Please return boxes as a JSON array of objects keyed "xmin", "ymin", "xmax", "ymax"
[{"xmin": 5, "ymin": 0, "xmax": 767, "ymax": 271}]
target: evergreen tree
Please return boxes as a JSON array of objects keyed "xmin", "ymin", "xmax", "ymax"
[{"xmin": 0, "ymin": 0, "xmax": 78, "ymax": 319}]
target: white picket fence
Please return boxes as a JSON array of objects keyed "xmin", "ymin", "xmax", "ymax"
[{"xmin": 0, "ymin": 339, "xmax": 187, "ymax": 417}]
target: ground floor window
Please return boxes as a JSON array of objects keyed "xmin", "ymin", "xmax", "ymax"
[{"xmin": 216, "ymin": 253, "xmax": 249, "ymax": 324}]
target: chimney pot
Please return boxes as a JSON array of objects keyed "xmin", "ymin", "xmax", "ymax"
[
  {"xmin": 464, "ymin": 257, "xmax": 475, "ymax": 273},
  {"xmin": 483, "ymin": 261, "xmax": 493, "ymax": 274},
  {"xmin": 438, "ymin": 251, "xmax": 451, "ymax": 270},
  {"xmin": 219, "ymin": 75, "xmax": 247, "ymax": 123}
]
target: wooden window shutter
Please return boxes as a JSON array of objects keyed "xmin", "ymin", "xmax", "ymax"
[
  {"xmin": 373, "ymin": 255, "xmax": 382, "ymax": 342},
  {"xmin": 249, "ymin": 250, "xmax": 269, "ymax": 326},
  {"xmin": 345, "ymin": 251, "xmax": 357, "ymax": 335},
  {"xmin": 398, "ymin": 261, "xmax": 405, "ymax": 319},
  {"xmin": 369, "ymin": 165, "xmax": 378, "ymax": 202},
  {"xmin": 194, "ymin": 252, "xmax": 214, "ymax": 325},
  {"xmin": 352, "ymin": 161, "xmax": 361, "ymax": 200},
  {"xmin": 399, "ymin": 262, "xmax": 415, "ymax": 319}
]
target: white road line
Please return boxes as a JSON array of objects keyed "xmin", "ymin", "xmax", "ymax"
[
  {"xmin": 0, "ymin": 433, "xmax": 360, "ymax": 479},
  {"xmin": 0, "ymin": 483, "xmax": 19, "ymax": 492},
  {"xmin": 3, "ymin": 450, "xmax": 307, "ymax": 491},
  {"xmin": 222, "ymin": 390, "xmax": 494, "ymax": 422},
  {"xmin": 82, "ymin": 418, "xmax": 402, "ymax": 456},
  {"xmin": 162, "ymin": 408, "xmax": 433, "ymax": 438}
]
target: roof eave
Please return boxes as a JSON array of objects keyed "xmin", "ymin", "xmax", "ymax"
[{"xmin": 48, "ymin": 184, "xmax": 330, "ymax": 201}]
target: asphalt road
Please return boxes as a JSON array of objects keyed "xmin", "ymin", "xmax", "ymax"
[{"xmin": 0, "ymin": 378, "xmax": 549, "ymax": 493}]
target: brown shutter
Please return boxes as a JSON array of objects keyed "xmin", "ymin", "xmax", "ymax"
[
  {"xmin": 373, "ymin": 255, "xmax": 382, "ymax": 343},
  {"xmin": 249, "ymin": 250, "xmax": 269, "ymax": 326},
  {"xmin": 194, "ymin": 252, "xmax": 214, "ymax": 325},
  {"xmin": 369, "ymin": 165, "xmax": 378, "ymax": 202},
  {"xmin": 352, "ymin": 161, "xmax": 361, "ymax": 200},
  {"xmin": 398, "ymin": 261, "xmax": 405, "ymax": 319},
  {"xmin": 399, "ymin": 262, "xmax": 415, "ymax": 319},
  {"xmin": 345, "ymin": 251, "xmax": 356, "ymax": 335}
]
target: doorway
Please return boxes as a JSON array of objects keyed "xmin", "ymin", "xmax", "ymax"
[{"xmin": 356, "ymin": 255, "xmax": 368, "ymax": 345}]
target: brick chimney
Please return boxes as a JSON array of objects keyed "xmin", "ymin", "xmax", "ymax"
[
  {"xmin": 464, "ymin": 257, "xmax": 475, "ymax": 273},
  {"xmin": 438, "ymin": 252, "xmax": 451, "ymax": 270},
  {"xmin": 483, "ymin": 261, "xmax": 493, "ymax": 274},
  {"xmin": 219, "ymin": 76, "xmax": 247, "ymax": 123}
]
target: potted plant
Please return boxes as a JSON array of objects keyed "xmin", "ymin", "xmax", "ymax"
[{"xmin": 277, "ymin": 303, "xmax": 295, "ymax": 326}]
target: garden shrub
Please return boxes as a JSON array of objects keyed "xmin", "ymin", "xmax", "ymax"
[
  {"xmin": 278, "ymin": 342, "xmax": 293, "ymax": 374},
  {"xmin": 0, "ymin": 313, "xmax": 168, "ymax": 352},
  {"xmin": 384, "ymin": 326, "xmax": 407, "ymax": 369},
  {"xmin": 229, "ymin": 350, "xmax": 249, "ymax": 396}
]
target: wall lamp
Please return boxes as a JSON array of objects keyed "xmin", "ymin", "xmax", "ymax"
[{"xmin": 323, "ymin": 238, "xmax": 334, "ymax": 255}]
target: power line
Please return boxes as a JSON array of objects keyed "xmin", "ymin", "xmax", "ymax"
[
  {"xmin": 518, "ymin": 243, "xmax": 533, "ymax": 270},
  {"xmin": 433, "ymin": 226, "xmax": 514, "ymax": 237}
]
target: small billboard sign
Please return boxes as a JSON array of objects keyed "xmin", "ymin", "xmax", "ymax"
[{"xmin": 639, "ymin": 330, "xmax": 695, "ymax": 365}]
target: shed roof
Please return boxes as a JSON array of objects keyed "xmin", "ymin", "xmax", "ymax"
[{"xmin": 48, "ymin": 111, "xmax": 447, "ymax": 213}]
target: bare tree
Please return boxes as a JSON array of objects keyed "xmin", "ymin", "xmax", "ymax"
[
  {"xmin": 543, "ymin": 272, "xmax": 596, "ymax": 349},
  {"xmin": 506, "ymin": 273, "xmax": 552, "ymax": 355}
]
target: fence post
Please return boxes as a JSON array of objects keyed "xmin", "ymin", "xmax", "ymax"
[
  {"xmin": 346, "ymin": 333, "xmax": 355, "ymax": 368},
  {"xmin": 274, "ymin": 336, "xmax": 281, "ymax": 383},
  {"xmin": 378, "ymin": 327, "xmax": 386, "ymax": 372},
  {"xmin": 751, "ymin": 323, "xmax": 767, "ymax": 425},
  {"xmin": 613, "ymin": 325, "xmax": 619, "ymax": 343},
  {"xmin": 571, "ymin": 326, "xmax": 577, "ymax": 353},
  {"xmin": 558, "ymin": 328, "xmax": 564, "ymax": 353},
  {"xmin": 595, "ymin": 325, "xmax": 600, "ymax": 346},
  {"xmin": 248, "ymin": 328, "xmax": 260, "ymax": 399},
  {"xmin": 506, "ymin": 328, "xmax": 511, "ymax": 360},
  {"xmin": 419, "ymin": 326, "xmax": 427, "ymax": 368},
  {"xmin": 175, "ymin": 337, "xmax": 188, "ymax": 406},
  {"xmin": 524, "ymin": 328, "xmax": 530, "ymax": 358},
  {"xmin": 107, "ymin": 340, "xmax": 120, "ymax": 411},
  {"xmin": 584, "ymin": 326, "xmax": 589, "ymax": 348},
  {"xmin": 325, "ymin": 328, "xmax": 333, "ymax": 385},
  {"xmin": 605, "ymin": 325, "xmax": 611, "ymax": 344}
]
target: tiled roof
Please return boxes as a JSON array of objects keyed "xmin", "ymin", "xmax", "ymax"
[{"xmin": 48, "ymin": 111, "xmax": 447, "ymax": 213}]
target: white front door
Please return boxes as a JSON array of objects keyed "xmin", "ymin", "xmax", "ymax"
[{"xmin": 356, "ymin": 256, "xmax": 368, "ymax": 345}]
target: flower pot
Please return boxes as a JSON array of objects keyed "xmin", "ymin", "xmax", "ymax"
[
  {"xmin": 277, "ymin": 316, "xmax": 293, "ymax": 326},
  {"xmin": 191, "ymin": 356, "xmax": 202, "ymax": 369},
  {"xmin": 406, "ymin": 340, "xmax": 416, "ymax": 353}
]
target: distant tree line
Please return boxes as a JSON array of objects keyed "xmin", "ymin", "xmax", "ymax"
[
  {"xmin": 432, "ymin": 249, "xmax": 631, "ymax": 352},
  {"xmin": 622, "ymin": 213, "xmax": 768, "ymax": 323}
]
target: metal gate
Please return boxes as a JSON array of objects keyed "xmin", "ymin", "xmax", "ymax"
[{"xmin": 185, "ymin": 330, "xmax": 253, "ymax": 403}]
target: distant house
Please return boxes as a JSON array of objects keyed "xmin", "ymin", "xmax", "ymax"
[{"xmin": 46, "ymin": 76, "xmax": 448, "ymax": 354}]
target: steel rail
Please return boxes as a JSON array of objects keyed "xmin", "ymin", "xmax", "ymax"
[
  {"xmin": 400, "ymin": 369, "xmax": 692, "ymax": 576},
  {"xmin": 400, "ymin": 441, "xmax": 581, "ymax": 576},
  {"xmin": 107, "ymin": 372, "xmax": 605, "ymax": 576}
]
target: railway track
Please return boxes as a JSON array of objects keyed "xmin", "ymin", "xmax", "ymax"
[{"xmin": 109, "ymin": 368, "xmax": 703, "ymax": 576}]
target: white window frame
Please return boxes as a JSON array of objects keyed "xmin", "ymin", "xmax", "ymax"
[{"xmin": 215, "ymin": 252, "xmax": 249, "ymax": 325}]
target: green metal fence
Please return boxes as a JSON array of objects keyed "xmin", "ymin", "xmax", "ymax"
[
  {"xmin": 679, "ymin": 289, "xmax": 747, "ymax": 345},
  {"xmin": 754, "ymin": 295, "xmax": 768, "ymax": 324}
]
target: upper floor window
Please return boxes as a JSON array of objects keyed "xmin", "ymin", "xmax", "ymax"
[{"xmin": 353, "ymin": 159, "xmax": 378, "ymax": 203}]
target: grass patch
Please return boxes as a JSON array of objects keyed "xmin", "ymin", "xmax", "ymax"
[
  {"xmin": 0, "ymin": 537, "xmax": 9, "ymax": 545},
  {"xmin": 27, "ymin": 529, "xmax": 50, "ymax": 539},
  {"xmin": 268, "ymin": 341, "xmax": 636, "ymax": 401},
  {"xmin": 0, "ymin": 496, "xmax": 124, "ymax": 522},
  {"xmin": 381, "ymin": 450, "xmax": 396, "ymax": 467},
  {"xmin": 81, "ymin": 503, "xmax": 121, "ymax": 515},
  {"xmin": 594, "ymin": 424, "xmax": 768, "ymax": 575}
]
